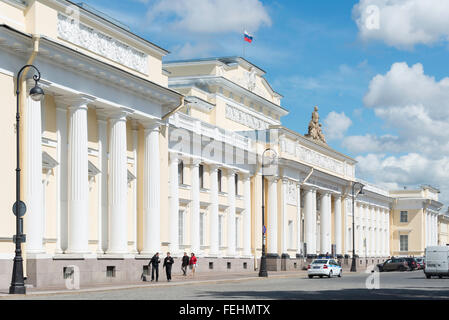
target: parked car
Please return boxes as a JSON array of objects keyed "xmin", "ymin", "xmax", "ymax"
[
  {"xmin": 307, "ymin": 259, "xmax": 342, "ymax": 278},
  {"xmin": 424, "ymin": 246, "xmax": 449, "ymax": 279},
  {"xmin": 415, "ymin": 257, "xmax": 425, "ymax": 270},
  {"xmin": 376, "ymin": 258, "xmax": 410, "ymax": 272},
  {"xmin": 403, "ymin": 257, "xmax": 418, "ymax": 270}
]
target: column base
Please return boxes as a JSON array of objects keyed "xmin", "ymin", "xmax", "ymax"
[
  {"xmin": 266, "ymin": 254, "xmax": 281, "ymax": 271},
  {"xmin": 281, "ymin": 253, "xmax": 290, "ymax": 271}
]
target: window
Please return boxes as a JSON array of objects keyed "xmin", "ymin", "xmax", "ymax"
[
  {"xmin": 218, "ymin": 215, "xmax": 223, "ymax": 247},
  {"xmin": 200, "ymin": 212, "xmax": 206, "ymax": 246},
  {"xmin": 178, "ymin": 161, "xmax": 184, "ymax": 185},
  {"xmin": 179, "ymin": 210, "xmax": 185, "ymax": 245},
  {"xmin": 400, "ymin": 235, "xmax": 408, "ymax": 252},
  {"xmin": 234, "ymin": 173, "xmax": 238, "ymax": 195},
  {"xmin": 400, "ymin": 211, "xmax": 408, "ymax": 223},
  {"xmin": 218, "ymin": 169, "xmax": 222, "ymax": 192},
  {"xmin": 199, "ymin": 164, "xmax": 204, "ymax": 189},
  {"xmin": 106, "ymin": 266, "xmax": 116, "ymax": 278}
]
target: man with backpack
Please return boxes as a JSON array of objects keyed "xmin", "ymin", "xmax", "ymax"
[{"xmin": 149, "ymin": 252, "xmax": 161, "ymax": 282}]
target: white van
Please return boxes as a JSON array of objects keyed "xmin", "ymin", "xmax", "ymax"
[{"xmin": 424, "ymin": 246, "xmax": 449, "ymax": 279}]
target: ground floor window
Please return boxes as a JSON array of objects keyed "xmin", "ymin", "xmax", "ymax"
[{"xmin": 400, "ymin": 235, "xmax": 408, "ymax": 252}]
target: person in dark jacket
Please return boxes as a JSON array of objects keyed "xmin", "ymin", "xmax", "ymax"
[
  {"xmin": 149, "ymin": 252, "xmax": 161, "ymax": 282},
  {"xmin": 181, "ymin": 252, "xmax": 189, "ymax": 276},
  {"xmin": 163, "ymin": 252, "xmax": 174, "ymax": 282}
]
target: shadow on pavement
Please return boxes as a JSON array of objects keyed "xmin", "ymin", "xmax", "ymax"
[{"xmin": 198, "ymin": 288, "xmax": 449, "ymax": 300}]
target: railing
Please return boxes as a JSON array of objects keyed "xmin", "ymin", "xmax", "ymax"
[{"xmin": 169, "ymin": 112, "xmax": 251, "ymax": 150}]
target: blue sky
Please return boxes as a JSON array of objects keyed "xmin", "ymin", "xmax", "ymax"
[{"xmin": 81, "ymin": 0, "xmax": 449, "ymax": 203}]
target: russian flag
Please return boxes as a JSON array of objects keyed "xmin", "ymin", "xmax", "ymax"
[{"xmin": 244, "ymin": 31, "xmax": 253, "ymax": 43}]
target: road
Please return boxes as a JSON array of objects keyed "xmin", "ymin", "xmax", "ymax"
[{"xmin": 3, "ymin": 270, "xmax": 449, "ymax": 300}]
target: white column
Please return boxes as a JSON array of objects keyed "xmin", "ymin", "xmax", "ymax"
[
  {"xmin": 334, "ymin": 195, "xmax": 342, "ymax": 256},
  {"xmin": 267, "ymin": 176, "xmax": 278, "ymax": 255},
  {"xmin": 281, "ymin": 179, "xmax": 288, "ymax": 256},
  {"xmin": 226, "ymin": 169, "xmax": 236, "ymax": 256},
  {"xmin": 320, "ymin": 191, "xmax": 331, "ymax": 254},
  {"xmin": 107, "ymin": 112, "xmax": 128, "ymax": 254},
  {"xmin": 131, "ymin": 121, "xmax": 138, "ymax": 253},
  {"xmin": 382, "ymin": 209, "xmax": 387, "ymax": 256},
  {"xmin": 242, "ymin": 173, "xmax": 252, "ymax": 257},
  {"xmin": 96, "ymin": 116, "xmax": 108, "ymax": 254},
  {"xmin": 296, "ymin": 183, "xmax": 302, "ymax": 256},
  {"xmin": 432, "ymin": 214, "xmax": 437, "ymax": 245},
  {"xmin": 370, "ymin": 206, "xmax": 375, "ymax": 257},
  {"xmin": 56, "ymin": 106, "xmax": 68, "ymax": 253},
  {"xmin": 345, "ymin": 197, "xmax": 351, "ymax": 255},
  {"xmin": 26, "ymin": 95, "xmax": 44, "ymax": 253},
  {"xmin": 168, "ymin": 153, "xmax": 179, "ymax": 255},
  {"xmin": 209, "ymin": 165, "xmax": 219, "ymax": 256},
  {"xmin": 304, "ymin": 187, "xmax": 316, "ymax": 255},
  {"xmin": 67, "ymin": 99, "xmax": 89, "ymax": 254},
  {"xmin": 385, "ymin": 209, "xmax": 391, "ymax": 256},
  {"xmin": 142, "ymin": 122, "xmax": 161, "ymax": 254},
  {"xmin": 376, "ymin": 207, "xmax": 380, "ymax": 257},
  {"xmin": 358, "ymin": 204, "xmax": 364, "ymax": 257},
  {"xmin": 190, "ymin": 159, "xmax": 201, "ymax": 255}
]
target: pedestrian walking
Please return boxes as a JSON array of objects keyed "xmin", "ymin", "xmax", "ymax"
[
  {"xmin": 181, "ymin": 252, "xmax": 189, "ymax": 276},
  {"xmin": 163, "ymin": 252, "xmax": 174, "ymax": 282},
  {"xmin": 150, "ymin": 252, "xmax": 161, "ymax": 282},
  {"xmin": 189, "ymin": 253, "xmax": 197, "ymax": 278}
]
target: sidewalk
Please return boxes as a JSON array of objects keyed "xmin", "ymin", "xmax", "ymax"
[{"xmin": 0, "ymin": 270, "xmax": 310, "ymax": 298}]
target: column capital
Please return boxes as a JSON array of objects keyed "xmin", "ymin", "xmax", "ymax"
[
  {"xmin": 169, "ymin": 152, "xmax": 179, "ymax": 162},
  {"xmin": 97, "ymin": 113, "xmax": 108, "ymax": 124},
  {"xmin": 242, "ymin": 172, "xmax": 251, "ymax": 181},
  {"xmin": 265, "ymin": 175, "xmax": 279, "ymax": 183},
  {"xmin": 302, "ymin": 184, "xmax": 317, "ymax": 192},
  {"xmin": 319, "ymin": 189, "xmax": 332, "ymax": 196},
  {"xmin": 281, "ymin": 177, "xmax": 289, "ymax": 184},
  {"xmin": 66, "ymin": 94, "xmax": 96, "ymax": 109},
  {"xmin": 226, "ymin": 168, "xmax": 238, "ymax": 177},
  {"xmin": 108, "ymin": 109, "xmax": 130, "ymax": 122},
  {"xmin": 186, "ymin": 158, "xmax": 202, "ymax": 167},
  {"xmin": 142, "ymin": 119, "xmax": 164, "ymax": 131},
  {"xmin": 209, "ymin": 163, "xmax": 220, "ymax": 172}
]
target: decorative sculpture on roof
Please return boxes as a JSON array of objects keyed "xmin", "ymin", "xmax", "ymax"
[
  {"xmin": 305, "ymin": 106, "xmax": 327, "ymax": 144},
  {"xmin": 246, "ymin": 67, "xmax": 257, "ymax": 92}
]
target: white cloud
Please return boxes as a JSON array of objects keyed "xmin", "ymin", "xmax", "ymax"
[
  {"xmin": 145, "ymin": 0, "xmax": 271, "ymax": 34},
  {"xmin": 355, "ymin": 153, "xmax": 449, "ymax": 203},
  {"xmin": 323, "ymin": 111, "xmax": 352, "ymax": 141},
  {"xmin": 353, "ymin": 0, "xmax": 449, "ymax": 49},
  {"xmin": 341, "ymin": 62, "xmax": 449, "ymax": 203}
]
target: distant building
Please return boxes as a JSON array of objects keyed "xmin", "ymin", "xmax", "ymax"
[{"xmin": 389, "ymin": 186, "xmax": 443, "ymax": 256}]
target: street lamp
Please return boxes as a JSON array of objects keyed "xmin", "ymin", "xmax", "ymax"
[
  {"xmin": 9, "ymin": 65, "xmax": 44, "ymax": 295},
  {"xmin": 259, "ymin": 148, "xmax": 277, "ymax": 277},
  {"xmin": 350, "ymin": 181, "xmax": 364, "ymax": 272}
]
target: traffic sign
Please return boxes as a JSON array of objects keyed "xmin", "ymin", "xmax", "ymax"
[{"xmin": 263, "ymin": 225, "xmax": 266, "ymax": 234}]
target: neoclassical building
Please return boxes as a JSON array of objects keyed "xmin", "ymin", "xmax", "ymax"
[{"xmin": 0, "ymin": 0, "xmax": 445, "ymax": 289}]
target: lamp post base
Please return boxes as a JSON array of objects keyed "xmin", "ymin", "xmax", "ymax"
[
  {"xmin": 9, "ymin": 256, "xmax": 26, "ymax": 294},
  {"xmin": 350, "ymin": 257, "xmax": 357, "ymax": 272},
  {"xmin": 258, "ymin": 256, "xmax": 268, "ymax": 277}
]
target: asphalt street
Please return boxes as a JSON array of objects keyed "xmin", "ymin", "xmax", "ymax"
[{"xmin": 3, "ymin": 269, "xmax": 449, "ymax": 300}]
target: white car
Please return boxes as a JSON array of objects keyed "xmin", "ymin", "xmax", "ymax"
[{"xmin": 307, "ymin": 259, "xmax": 342, "ymax": 278}]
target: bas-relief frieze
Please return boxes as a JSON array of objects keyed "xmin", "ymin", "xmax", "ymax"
[
  {"xmin": 57, "ymin": 13, "xmax": 148, "ymax": 74},
  {"xmin": 280, "ymin": 137, "xmax": 353, "ymax": 178},
  {"xmin": 225, "ymin": 104, "xmax": 270, "ymax": 130}
]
